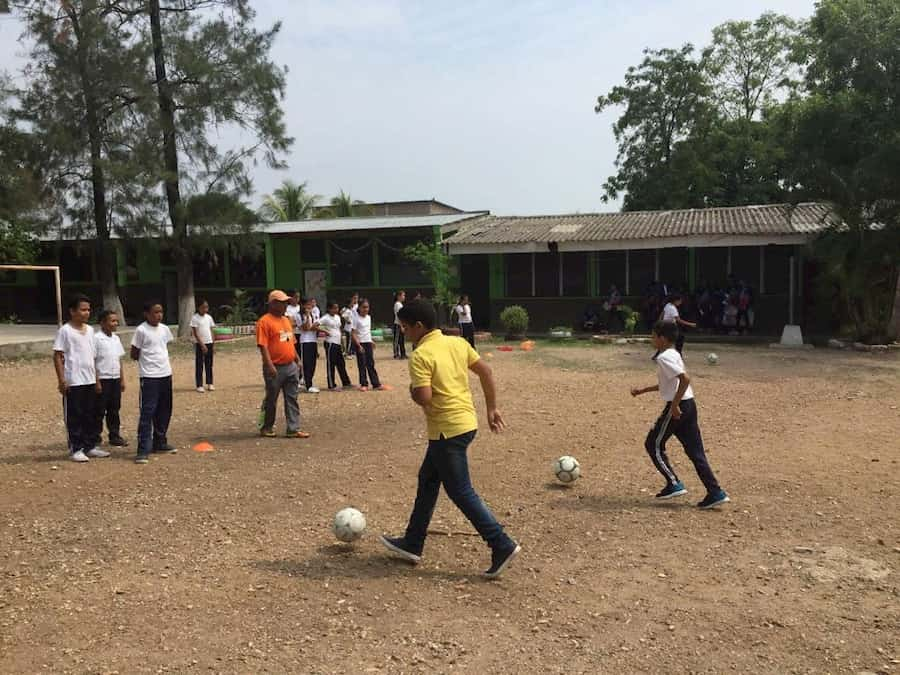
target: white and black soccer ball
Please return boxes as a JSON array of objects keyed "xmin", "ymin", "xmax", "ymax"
[
  {"xmin": 707, "ymin": 352, "xmax": 719, "ymax": 365},
  {"xmin": 553, "ymin": 456, "xmax": 581, "ymax": 485},
  {"xmin": 332, "ymin": 507, "xmax": 366, "ymax": 543}
]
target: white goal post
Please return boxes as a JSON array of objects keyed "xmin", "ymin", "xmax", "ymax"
[{"xmin": 0, "ymin": 264, "xmax": 63, "ymax": 326}]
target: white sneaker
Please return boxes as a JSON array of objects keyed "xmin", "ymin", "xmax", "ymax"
[
  {"xmin": 86, "ymin": 447, "xmax": 111, "ymax": 458},
  {"xmin": 196, "ymin": 386, "xmax": 205, "ymax": 393},
  {"xmin": 70, "ymin": 450, "xmax": 90, "ymax": 463},
  {"xmin": 307, "ymin": 386, "xmax": 320, "ymax": 394},
  {"xmin": 206, "ymin": 384, "xmax": 215, "ymax": 391}
]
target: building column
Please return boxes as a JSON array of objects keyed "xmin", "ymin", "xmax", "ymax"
[
  {"xmin": 758, "ymin": 246, "xmax": 765, "ymax": 294},
  {"xmin": 371, "ymin": 239, "xmax": 380, "ymax": 287},
  {"xmin": 654, "ymin": 248, "xmax": 660, "ymax": 280},
  {"xmin": 688, "ymin": 247, "xmax": 696, "ymax": 291},
  {"xmin": 588, "ymin": 251, "xmax": 599, "ymax": 297},
  {"xmin": 530, "ymin": 252, "xmax": 536, "ymax": 297},
  {"xmin": 558, "ymin": 253, "xmax": 564, "ymax": 296},
  {"xmin": 264, "ymin": 235, "xmax": 275, "ymax": 289},
  {"xmin": 489, "ymin": 254, "xmax": 504, "ymax": 299},
  {"xmin": 624, "ymin": 250, "xmax": 630, "ymax": 295},
  {"xmin": 726, "ymin": 246, "xmax": 733, "ymax": 275}
]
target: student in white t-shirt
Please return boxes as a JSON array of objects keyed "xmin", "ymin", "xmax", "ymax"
[
  {"xmin": 631, "ymin": 320, "xmax": 729, "ymax": 509},
  {"xmin": 93, "ymin": 308, "xmax": 128, "ymax": 448},
  {"xmin": 341, "ymin": 292, "xmax": 359, "ymax": 356},
  {"xmin": 454, "ymin": 294, "xmax": 476, "ymax": 349},
  {"xmin": 311, "ymin": 297, "xmax": 321, "ymax": 322},
  {"xmin": 352, "ymin": 299, "xmax": 384, "ymax": 391},
  {"xmin": 130, "ymin": 301, "xmax": 176, "ymax": 464},
  {"xmin": 285, "ymin": 289, "xmax": 302, "ymax": 359},
  {"xmin": 658, "ymin": 293, "xmax": 696, "ymax": 355},
  {"xmin": 392, "ymin": 290, "xmax": 407, "ymax": 359},
  {"xmin": 299, "ymin": 297, "xmax": 321, "ymax": 393},
  {"xmin": 53, "ymin": 294, "xmax": 106, "ymax": 462},
  {"xmin": 190, "ymin": 299, "xmax": 216, "ymax": 393},
  {"xmin": 320, "ymin": 301, "xmax": 352, "ymax": 390}
]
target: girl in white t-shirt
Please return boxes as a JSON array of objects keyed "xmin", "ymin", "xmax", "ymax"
[
  {"xmin": 352, "ymin": 299, "xmax": 383, "ymax": 391},
  {"xmin": 454, "ymin": 294, "xmax": 476, "ymax": 349},
  {"xmin": 392, "ymin": 290, "xmax": 407, "ymax": 359},
  {"xmin": 341, "ymin": 293, "xmax": 359, "ymax": 356},
  {"xmin": 299, "ymin": 297, "xmax": 321, "ymax": 393},
  {"xmin": 321, "ymin": 301, "xmax": 352, "ymax": 389},
  {"xmin": 190, "ymin": 299, "xmax": 216, "ymax": 392}
]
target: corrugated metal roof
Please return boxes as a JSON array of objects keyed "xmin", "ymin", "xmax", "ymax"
[
  {"xmin": 262, "ymin": 212, "xmax": 486, "ymax": 235},
  {"xmin": 445, "ymin": 203, "xmax": 836, "ymax": 246}
]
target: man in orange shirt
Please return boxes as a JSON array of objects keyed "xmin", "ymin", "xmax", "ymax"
[{"xmin": 256, "ymin": 290, "xmax": 310, "ymax": 438}]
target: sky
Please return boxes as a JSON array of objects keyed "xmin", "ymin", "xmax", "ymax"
[{"xmin": 0, "ymin": 0, "xmax": 817, "ymax": 216}]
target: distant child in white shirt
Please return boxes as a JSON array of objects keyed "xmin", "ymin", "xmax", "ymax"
[
  {"xmin": 93, "ymin": 308, "xmax": 128, "ymax": 449},
  {"xmin": 299, "ymin": 297, "xmax": 321, "ymax": 393},
  {"xmin": 341, "ymin": 292, "xmax": 359, "ymax": 356},
  {"xmin": 320, "ymin": 301, "xmax": 352, "ymax": 390},
  {"xmin": 392, "ymin": 290, "xmax": 407, "ymax": 359},
  {"xmin": 53, "ymin": 294, "xmax": 105, "ymax": 463},
  {"xmin": 130, "ymin": 301, "xmax": 176, "ymax": 464},
  {"xmin": 631, "ymin": 321, "xmax": 729, "ymax": 509},
  {"xmin": 190, "ymin": 299, "xmax": 216, "ymax": 393},
  {"xmin": 311, "ymin": 297, "xmax": 321, "ymax": 322},
  {"xmin": 454, "ymin": 294, "xmax": 476, "ymax": 349},
  {"xmin": 352, "ymin": 299, "xmax": 384, "ymax": 391},
  {"xmin": 658, "ymin": 293, "xmax": 695, "ymax": 355},
  {"xmin": 285, "ymin": 289, "xmax": 302, "ymax": 359}
]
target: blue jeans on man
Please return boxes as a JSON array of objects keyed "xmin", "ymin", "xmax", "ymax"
[{"xmin": 403, "ymin": 430, "xmax": 514, "ymax": 554}]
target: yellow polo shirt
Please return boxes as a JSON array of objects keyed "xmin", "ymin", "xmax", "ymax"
[{"xmin": 409, "ymin": 330, "xmax": 480, "ymax": 440}]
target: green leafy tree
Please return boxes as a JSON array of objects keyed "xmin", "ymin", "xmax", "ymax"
[
  {"xmin": 403, "ymin": 241, "xmax": 457, "ymax": 324},
  {"xmin": 259, "ymin": 180, "xmax": 319, "ymax": 222},
  {"xmin": 144, "ymin": 0, "xmax": 292, "ymax": 336},
  {"xmin": 780, "ymin": 0, "xmax": 900, "ymax": 340},
  {"xmin": 316, "ymin": 189, "xmax": 369, "ymax": 218}
]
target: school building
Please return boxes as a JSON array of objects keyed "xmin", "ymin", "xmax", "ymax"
[{"xmin": 0, "ymin": 200, "xmax": 834, "ymax": 333}]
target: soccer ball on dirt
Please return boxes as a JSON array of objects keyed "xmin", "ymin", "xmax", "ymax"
[
  {"xmin": 553, "ymin": 456, "xmax": 581, "ymax": 485},
  {"xmin": 332, "ymin": 507, "xmax": 366, "ymax": 543},
  {"xmin": 707, "ymin": 353, "xmax": 719, "ymax": 365}
]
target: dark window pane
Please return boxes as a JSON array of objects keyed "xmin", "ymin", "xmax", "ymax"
[
  {"xmin": 629, "ymin": 249, "xmax": 655, "ymax": 295},
  {"xmin": 230, "ymin": 243, "xmax": 266, "ymax": 287},
  {"xmin": 596, "ymin": 251, "xmax": 626, "ymax": 292},
  {"xmin": 659, "ymin": 247, "xmax": 688, "ymax": 291},
  {"xmin": 534, "ymin": 252, "xmax": 559, "ymax": 297},
  {"xmin": 380, "ymin": 236, "xmax": 431, "ymax": 287},
  {"xmin": 505, "ymin": 253, "xmax": 531, "ymax": 297},
  {"xmin": 124, "ymin": 242, "xmax": 140, "ymax": 282},
  {"xmin": 764, "ymin": 245, "xmax": 792, "ymax": 294},
  {"xmin": 60, "ymin": 244, "xmax": 93, "ymax": 282},
  {"xmin": 697, "ymin": 247, "xmax": 728, "ymax": 288},
  {"xmin": 330, "ymin": 239, "xmax": 373, "ymax": 287},
  {"xmin": 562, "ymin": 252, "xmax": 588, "ymax": 296},
  {"xmin": 301, "ymin": 238, "xmax": 326, "ymax": 263},
  {"xmin": 731, "ymin": 246, "xmax": 759, "ymax": 289},
  {"xmin": 193, "ymin": 248, "xmax": 226, "ymax": 287}
]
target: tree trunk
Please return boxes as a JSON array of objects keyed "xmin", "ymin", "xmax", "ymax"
[
  {"xmin": 149, "ymin": 0, "xmax": 193, "ymax": 337},
  {"xmin": 69, "ymin": 6, "xmax": 125, "ymax": 322},
  {"xmin": 888, "ymin": 265, "xmax": 900, "ymax": 341}
]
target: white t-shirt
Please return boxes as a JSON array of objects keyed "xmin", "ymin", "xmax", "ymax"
[
  {"xmin": 393, "ymin": 301, "xmax": 403, "ymax": 325},
  {"xmin": 190, "ymin": 313, "xmax": 216, "ymax": 344},
  {"xmin": 94, "ymin": 331, "xmax": 125, "ymax": 380},
  {"xmin": 299, "ymin": 311, "xmax": 319, "ymax": 344},
  {"xmin": 285, "ymin": 304, "xmax": 302, "ymax": 333},
  {"xmin": 131, "ymin": 322, "xmax": 174, "ymax": 378},
  {"xmin": 455, "ymin": 304, "xmax": 473, "ymax": 324},
  {"xmin": 311, "ymin": 306, "xmax": 321, "ymax": 321},
  {"xmin": 662, "ymin": 303, "xmax": 680, "ymax": 323},
  {"xmin": 656, "ymin": 347, "xmax": 694, "ymax": 402},
  {"xmin": 319, "ymin": 314, "xmax": 343, "ymax": 345},
  {"xmin": 53, "ymin": 323, "xmax": 96, "ymax": 386},
  {"xmin": 352, "ymin": 314, "xmax": 372, "ymax": 343}
]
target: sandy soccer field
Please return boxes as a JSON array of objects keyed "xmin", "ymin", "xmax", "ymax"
[{"xmin": 1, "ymin": 338, "xmax": 898, "ymax": 674}]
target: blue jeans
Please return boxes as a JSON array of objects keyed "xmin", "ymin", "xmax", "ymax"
[{"xmin": 404, "ymin": 430, "xmax": 514, "ymax": 554}]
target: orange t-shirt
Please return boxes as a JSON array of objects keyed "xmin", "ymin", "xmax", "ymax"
[{"xmin": 256, "ymin": 313, "xmax": 296, "ymax": 365}]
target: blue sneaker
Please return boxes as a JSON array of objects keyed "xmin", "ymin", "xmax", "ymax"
[
  {"xmin": 655, "ymin": 482, "xmax": 687, "ymax": 499},
  {"xmin": 697, "ymin": 490, "xmax": 730, "ymax": 509}
]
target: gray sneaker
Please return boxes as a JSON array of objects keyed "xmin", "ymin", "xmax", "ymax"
[
  {"xmin": 86, "ymin": 447, "xmax": 111, "ymax": 458},
  {"xmin": 70, "ymin": 450, "xmax": 90, "ymax": 463}
]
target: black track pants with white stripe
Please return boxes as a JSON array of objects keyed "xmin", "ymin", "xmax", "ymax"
[
  {"xmin": 64, "ymin": 384, "xmax": 96, "ymax": 454},
  {"xmin": 644, "ymin": 399, "xmax": 721, "ymax": 494}
]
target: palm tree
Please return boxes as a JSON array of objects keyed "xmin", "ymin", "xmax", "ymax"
[
  {"xmin": 325, "ymin": 189, "xmax": 370, "ymax": 218},
  {"xmin": 259, "ymin": 180, "xmax": 319, "ymax": 222}
]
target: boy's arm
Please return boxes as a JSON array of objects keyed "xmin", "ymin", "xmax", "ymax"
[
  {"xmin": 670, "ymin": 373, "xmax": 691, "ymax": 419},
  {"xmin": 130, "ymin": 345, "xmax": 140, "ymax": 361},
  {"xmin": 258, "ymin": 344, "xmax": 277, "ymax": 376},
  {"xmin": 53, "ymin": 351, "xmax": 67, "ymax": 394},
  {"xmin": 676, "ymin": 317, "xmax": 696, "ymax": 329},
  {"xmin": 119, "ymin": 358, "xmax": 126, "ymax": 391},
  {"xmin": 631, "ymin": 384, "xmax": 659, "ymax": 396},
  {"xmin": 469, "ymin": 359, "xmax": 505, "ymax": 432},
  {"xmin": 410, "ymin": 385, "xmax": 432, "ymax": 407}
]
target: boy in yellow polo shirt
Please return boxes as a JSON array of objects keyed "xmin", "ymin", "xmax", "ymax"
[{"xmin": 380, "ymin": 300, "xmax": 521, "ymax": 578}]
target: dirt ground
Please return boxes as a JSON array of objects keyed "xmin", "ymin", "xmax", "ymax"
[{"xmin": 1, "ymin": 337, "xmax": 898, "ymax": 674}]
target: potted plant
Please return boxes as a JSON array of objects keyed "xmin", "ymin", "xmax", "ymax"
[
  {"xmin": 220, "ymin": 289, "xmax": 257, "ymax": 336},
  {"xmin": 617, "ymin": 305, "xmax": 639, "ymax": 335},
  {"xmin": 500, "ymin": 305, "xmax": 529, "ymax": 340}
]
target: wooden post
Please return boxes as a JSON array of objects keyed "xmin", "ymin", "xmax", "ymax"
[
  {"xmin": 54, "ymin": 267, "xmax": 62, "ymax": 326},
  {"xmin": 530, "ymin": 252, "xmax": 536, "ymax": 297},
  {"xmin": 624, "ymin": 250, "xmax": 630, "ymax": 295},
  {"xmin": 788, "ymin": 255, "xmax": 795, "ymax": 325},
  {"xmin": 759, "ymin": 246, "xmax": 765, "ymax": 294}
]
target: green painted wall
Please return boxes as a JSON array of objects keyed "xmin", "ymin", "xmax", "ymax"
[
  {"xmin": 489, "ymin": 254, "xmax": 504, "ymax": 298},
  {"xmin": 138, "ymin": 240, "xmax": 161, "ymax": 283},
  {"xmin": 264, "ymin": 235, "xmax": 275, "ymax": 289},
  {"xmin": 273, "ymin": 238, "xmax": 300, "ymax": 290}
]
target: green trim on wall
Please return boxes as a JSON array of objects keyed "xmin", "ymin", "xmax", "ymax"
[
  {"xmin": 264, "ymin": 235, "xmax": 275, "ymax": 289},
  {"xmin": 489, "ymin": 254, "xmax": 504, "ymax": 298}
]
